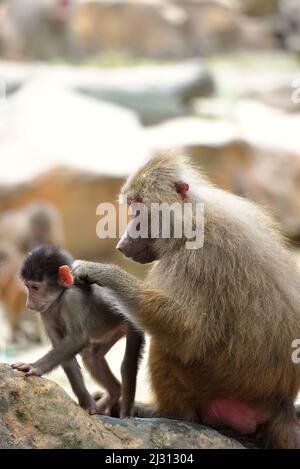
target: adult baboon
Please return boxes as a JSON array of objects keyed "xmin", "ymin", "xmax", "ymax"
[{"xmin": 74, "ymin": 154, "xmax": 300, "ymax": 448}]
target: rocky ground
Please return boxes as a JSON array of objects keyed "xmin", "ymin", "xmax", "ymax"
[{"xmin": 0, "ymin": 363, "xmax": 249, "ymax": 449}]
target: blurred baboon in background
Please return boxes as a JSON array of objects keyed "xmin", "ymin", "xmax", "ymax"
[
  {"xmin": 0, "ymin": 202, "xmax": 64, "ymax": 254},
  {"xmin": 276, "ymin": 0, "xmax": 300, "ymax": 52},
  {"xmin": 0, "ymin": 0, "xmax": 78, "ymax": 61},
  {"xmin": 24, "ymin": 202, "xmax": 65, "ymax": 251},
  {"xmin": 0, "ymin": 242, "xmax": 27, "ymax": 342},
  {"xmin": 0, "ymin": 202, "xmax": 64, "ymax": 342}
]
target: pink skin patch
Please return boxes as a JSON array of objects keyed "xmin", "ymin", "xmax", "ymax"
[{"xmin": 203, "ymin": 399, "xmax": 268, "ymax": 435}]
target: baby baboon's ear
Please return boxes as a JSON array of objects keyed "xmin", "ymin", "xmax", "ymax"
[{"xmin": 59, "ymin": 265, "xmax": 73, "ymax": 288}]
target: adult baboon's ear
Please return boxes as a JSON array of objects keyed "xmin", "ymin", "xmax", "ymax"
[{"xmin": 175, "ymin": 182, "xmax": 189, "ymax": 200}]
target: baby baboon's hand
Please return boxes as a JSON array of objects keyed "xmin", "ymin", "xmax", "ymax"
[
  {"xmin": 12, "ymin": 362, "xmax": 43, "ymax": 377},
  {"xmin": 79, "ymin": 396, "xmax": 97, "ymax": 415}
]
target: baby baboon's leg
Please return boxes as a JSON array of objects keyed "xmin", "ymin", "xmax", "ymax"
[{"xmin": 82, "ymin": 338, "xmax": 122, "ymax": 416}]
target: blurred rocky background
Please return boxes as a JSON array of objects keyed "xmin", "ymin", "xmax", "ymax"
[{"xmin": 0, "ymin": 0, "xmax": 300, "ymax": 411}]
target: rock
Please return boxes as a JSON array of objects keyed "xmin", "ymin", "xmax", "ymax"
[
  {"xmin": 0, "ymin": 363, "xmax": 245, "ymax": 449},
  {"xmin": 178, "ymin": 0, "xmax": 274, "ymax": 54},
  {"xmin": 244, "ymin": 83, "xmax": 300, "ymax": 113},
  {"xmin": 0, "ymin": 0, "xmax": 282, "ymax": 62},
  {"xmin": 232, "ymin": 100, "xmax": 300, "ymax": 158},
  {"xmin": 182, "ymin": 0, "xmax": 240, "ymax": 55},
  {"xmin": 234, "ymin": 16, "xmax": 278, "ymax": 50},
  {"xmin": 0, "ymin": 77, "xmax": 146, "ymax": 185},
  {"xmin": 0, "ymin": 60, "xmax": 214, "ymax": 130},
  {"xmin": 71, "ymin": 0, "xmax": 277, "ymax": 60},
  {"xmin": 73, "ymin": 61, "xmax": 214, "ymax": 125},
  {"xmin": 0, "ymin": 362, "xmax": 119, "ymax": 449},
  {"xmin": 96, "ymin": 417, "xmax": 246, "ymax": 450},
  {"xmin": 72, "ymin": 0, "xmax": 188, "ymax": 60},
  {"xmin": 207, "ymin": 51, "xmax": 298, "ymax": 97}
]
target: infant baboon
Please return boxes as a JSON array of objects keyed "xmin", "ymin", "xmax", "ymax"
[{"xmin": 13, "ymin": 245, "xmax": 144, "ymax": 417}]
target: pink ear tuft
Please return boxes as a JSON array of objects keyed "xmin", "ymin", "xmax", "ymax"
[
  {"xmin": 175, "ymin": 182, "xmax": 189, "ymax": 200},
  {"xmin": 59, "ymin": 265, "xmax": 73, "ymax": 286}
]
